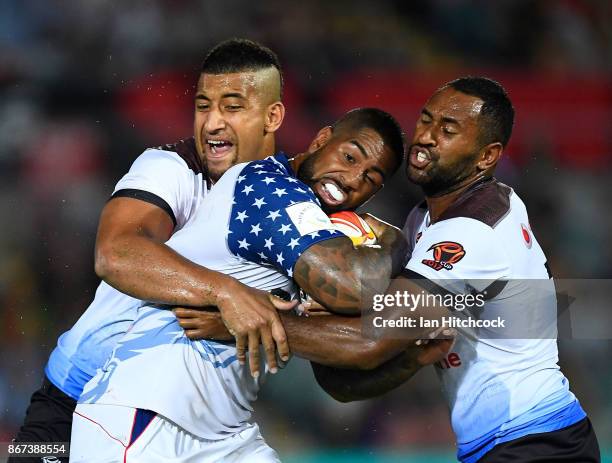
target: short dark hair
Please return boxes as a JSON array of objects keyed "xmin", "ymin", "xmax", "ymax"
[
  {"xmin": 201, "ymin": 38, "xmax": 283, "ymax": 98},
  {"xmin": 446, "ymin": 76, "xmax": 514, "ymax": 147},
  {"xmin": 333, "ymin": 108, "xmax": 406, "ymax": 171}
]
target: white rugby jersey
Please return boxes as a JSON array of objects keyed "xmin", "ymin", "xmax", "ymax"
[
  {"xmin": 403, "ymin": 178, "xmax": 585, "ymax": 463},
  {"xmin": 79, "ymin": 154, "xmax": 343, "ymax": 440},
  {"xmin": 45, "ymin": 139, "xmax": 208, "ymax": 400}
]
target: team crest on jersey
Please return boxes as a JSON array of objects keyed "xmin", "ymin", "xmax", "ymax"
[{"xmin": 422, "ymin": 241, "xmax": 466, "ymax": 271}]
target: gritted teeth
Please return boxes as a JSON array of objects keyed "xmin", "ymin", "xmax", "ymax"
[
  {"xmin": 417, "ymin": 151, "xmax": 428, "ymax": 162},
  {"xmin": 207, "ymin": 140, "xmax": 232, "ymax": 146},
  {"xmin": 207, "ymin": 139, "xmax": 233, "ymax": 154}
]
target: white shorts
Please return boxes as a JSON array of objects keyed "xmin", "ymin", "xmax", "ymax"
[{"xmin": 70, "ymin": 403, "xmax": 280, "ymax": 463}]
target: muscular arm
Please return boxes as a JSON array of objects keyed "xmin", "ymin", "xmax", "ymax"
[
  {"xmin": 95, "ymin": 197, "xmax": 236, "ymax": 306},
  {"xmin": 291, "ymin": 274, "xmax": 454, "ymax": 402},
  {"xmin": 311, "ymin": 351, "xmax": 422, "ymax": 402},
  {"xmin": 181, "ymin": 308, "xmax": 412, "ymax": 369},
  {"xmin": 279, "ymin": 311, "xmax": 409, "ymax": 370},
  {"xmin": 95, "ymin": 197, "xmax": 296, "ymax": 376},
  {"xmin": 310, "ymin": 335, "xmax": 453, "ymax": 403},
  {"xmin": 293, "ymin": 225, "xmax": 408, "ymax": 315}
]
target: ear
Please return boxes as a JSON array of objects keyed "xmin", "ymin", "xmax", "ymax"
[
  {"xmin": 264, "ymin": 102, "xmax": 285, "ymax": 133},
  {"xmin": 477, "ymin": 142, "xmax": 503, "ymax": 171},
  {"xmin": 307, "ymin": 126, "xmax": 333, "ymax": 153}
]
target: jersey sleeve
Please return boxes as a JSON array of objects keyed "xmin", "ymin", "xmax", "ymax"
[
  {"xmin": 405, "ymin": 217, "xmax": 511, "ymax": 294},
  {"xmin": 227, "ymin": 161, "xmax": 342, "ymax": 277},
  {"xmin": 402, "ymin": 205, "xmax": 427, "ymax": 258},
  {"xmin": 112, "ymin": 149, "xmax": 197, "ymax": 228}
]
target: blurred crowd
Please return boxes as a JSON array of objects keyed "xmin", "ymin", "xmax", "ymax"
[{"xmin": 0, "ymin": 0, "xmax": 610, "ymax": 457}]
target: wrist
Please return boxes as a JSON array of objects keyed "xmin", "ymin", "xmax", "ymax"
[{"xmin": 206, "ymin": 273, "xmax": 238, "ymax": 309}]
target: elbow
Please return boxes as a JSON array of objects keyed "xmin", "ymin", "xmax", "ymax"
[
  {"xmin": 329, "ymin": 391, "xmax": 357, "ymax": 403},
  {"xmin": 94, "ymin": 242, "xmax": 119, "ymax": 280},
  {"xmin": 312, "ymin": 366, "xmax": 361, "ymax": 403},
  {"xmin": 319, "ymin": 379, "xmax": 364, "ymax": 403}
]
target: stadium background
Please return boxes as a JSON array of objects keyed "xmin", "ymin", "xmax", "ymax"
[{"xmin": 0, "ymin": 1, "xmax": 610, "ymax": 461}]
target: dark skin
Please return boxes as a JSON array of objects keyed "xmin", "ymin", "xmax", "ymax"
[
  {"xmin": 176, "ymin": 122, "xmax": 411, "ymax": 375},
  {"xmin": 288, "ymin": 126, "xmax": 409, "ymax": 314},
  {"xmin": 228, "ymin": 124, "xmax": 409, "ymax": 370},
  {"xmin": 175, "ymin": 308, "xmax": 453, "ymax": 380},
  {"xmin": 312, "ymin": 86, "xmax": 506, "ymax": 402},
  {"xmin": 95, "ymin": 68, "xmax": 297, "ymax": 377}
]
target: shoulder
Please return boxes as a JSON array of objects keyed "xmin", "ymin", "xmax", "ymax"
[
  {"xmin": 438, "ymin": 178, "xmax": 513, "ymax": 229},
  {"xmin": 236, "ymin": 154, "xmax": 316, "ymax": 202},
  {"xmin": 238, "ymin": 154, "xmax": 295, "ymax": 181},
  {"xmin": 153, "ymin": 138, "xmax": 206, "ymax": 176}
]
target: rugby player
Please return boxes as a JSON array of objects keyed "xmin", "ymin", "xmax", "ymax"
[
  {"xmin": 69, "ymin": 108, "xmax": 433, "ymax": 462},
  {"xmin": 312, "ymin": 77, "xmax": 600, "ymax": 462},
  {"xmin": 11, "ymin": 39, "xmax": 294, "ymax": 460}
]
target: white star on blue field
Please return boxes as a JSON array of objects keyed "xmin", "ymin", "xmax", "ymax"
[{"xmin": 227, "ymin": 154, "xmax": 340, "ymax": 277}]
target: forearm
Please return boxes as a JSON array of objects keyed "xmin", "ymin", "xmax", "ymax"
[
  {"xmin": 96, "ymin": 234, "xmax": 233, "ymax": 307},
  {"xmin": 294, "ymin": 230, "xmax": 408, "ymax": 315},
  {"xmin": 378, "ymin": 226, "xmax": 409, "ymax": 277},
  {"xmin": 311, "ymin": 350, "xmax": 421, "ymax": 402},
  {"xmin": 280, "ymin": 312, "xmax": 407, "ymax": 369}
]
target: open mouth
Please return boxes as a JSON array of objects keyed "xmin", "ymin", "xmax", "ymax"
[
  {"xmin": 315, "ymin": 179, "xmax": 347, "ymax": 207},
  {"xmin": 409, "ymin": 146, "xmax": 432, "ymax": 169},
  {"xmin": 207, "ymin": 139, "xmax": 234, "ymax": 158}
]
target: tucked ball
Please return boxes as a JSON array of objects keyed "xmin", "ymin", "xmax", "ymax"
[{"xmin": 329, "ymin": 211, "xmax": 377, "ymax": 247}]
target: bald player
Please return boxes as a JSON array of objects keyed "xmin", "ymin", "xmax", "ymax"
[{"xmin": 11, "ymin": 39, "xmax": 294, "ymax": 460}]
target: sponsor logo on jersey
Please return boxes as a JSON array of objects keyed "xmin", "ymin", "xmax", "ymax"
[
  {"xmin": 286, "ymin": 201, "xmax": 335, "ymax": 236},
  {"xmin": 437, "ymin": 352, "xmax": 462, "ymax": 369},
  {"xmin": 422, "ymin": 241, "xmax": 466, "ymax": 271}
]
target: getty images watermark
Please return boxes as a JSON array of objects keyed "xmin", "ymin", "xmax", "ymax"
[
  {"xmin": 361, "ymin": 278, "xmax": 612, "ymax": 340},
  {"xmin": 371, "ymin": 290, "xmax": 504, "ymax": 329}
]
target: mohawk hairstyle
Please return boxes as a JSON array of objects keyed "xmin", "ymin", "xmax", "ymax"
[{"xmin": 201, "ymin": 38, "xmax": 283, "ymax": 98}]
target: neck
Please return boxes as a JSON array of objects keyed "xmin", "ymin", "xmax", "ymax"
[
  {"xmin": 425, "ymin": 173, "xmax": 490, "ymax": 223},
  {"xmin": 263, "ymin": 135, "xmax": 276, "ymax": 158}
]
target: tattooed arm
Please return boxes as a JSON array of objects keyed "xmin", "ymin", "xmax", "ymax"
[{"xmin": 293, "ymin": 221, "xmax": 408, "ymax": 315}]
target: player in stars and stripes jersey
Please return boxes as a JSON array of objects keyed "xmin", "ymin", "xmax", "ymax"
[{"xmin": 70, "ymin": 108, "xmax": 434, "ymax": 462}]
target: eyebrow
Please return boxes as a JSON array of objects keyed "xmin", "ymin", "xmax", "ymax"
[
  {"xmin": 195, "ymin": 92, "xmax": 247, "ymax": 100},
  {"xmin": 350, "ymin": 140, "xmax": 386, "ymax": 181},
  {"xmin": 220, "ymin": 92, "xmax": 247, "ymax": 99},
  {"xmin": 422, "ymin": 108, "xmax": 461, "ymax": 126},
  {"xmin": 350, "ymin": 140, "xmax": 368, "ymax": 158}
]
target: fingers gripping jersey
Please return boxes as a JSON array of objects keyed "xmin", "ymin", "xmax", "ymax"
[
  {"xmin": 79, "ymin": 154, "xmax": 342, "ymax": 440},
  {"xmin": 403, "ymin": 179, "xmax": 585, "ymax": 463}
]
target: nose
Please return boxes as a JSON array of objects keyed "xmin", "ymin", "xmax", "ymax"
[
  {"xmin": 204, "ymin": 107, "xmax": 226, "ymax": 133},
  {"xmin": 415, "ymin": 124, "xmax": 436, "ymax": 147},
  {"xmin": 340, "ymin": 169, "xmax": 362, "ymax": 192}
]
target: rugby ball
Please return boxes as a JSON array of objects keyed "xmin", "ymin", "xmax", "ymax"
[{"xmin": 329, "ymin": 211, "xmax": 377, "ymax": 247}]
